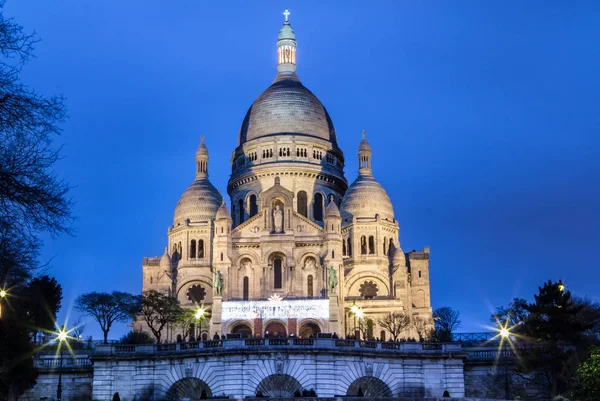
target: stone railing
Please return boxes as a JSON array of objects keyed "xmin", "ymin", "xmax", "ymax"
[
  {"xmin": 34, "ymin": 353, "xmax": 92, "ymax": 369},
  {"xmin": 466, "ymin": 348, "xmax": 515, "ymax": 360},
  {"xmin": 94, "ymin": 339, "xmax": 464, "ymax": 355}
]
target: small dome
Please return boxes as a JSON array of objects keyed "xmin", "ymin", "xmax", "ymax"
[
  {"xmin": 392, "ymin": 248, "xmax": 405, "ymax": 266},
  {"xmin": 238, "ymin": 76, "xmax": 338, "ymax": 146},
  {"xmin": 278, "ymin": 22, "xmax": 295, "ymax": 41},
  {"xmin": 160, "ymin": 248, "xmax": 171, "ymax": 268},
  {"xmin": 173, "ymin": 180, "xmax": 223, "ymax": 226},
  {"xmin": 340, "ymin": 175, "xmax": 394, "ymax": 223},
  {"xmin": 325, "ymin": 199, "xmax": 341, "ymax": 218},
  {"xmin": 196, "ymin": 137, "xmax": 208, "ymax": 156},
  {"xmin": 216, "ymin": 201, "xmax": 232, "ymax": 220},
  {"xmin": 358, "ymin": 137, "xmax": 371, "ymax": 153}
]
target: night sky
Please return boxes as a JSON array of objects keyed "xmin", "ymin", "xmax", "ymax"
[{"xmin": 6, "ymin": 0, "xmax": 599, "ymax": 340}]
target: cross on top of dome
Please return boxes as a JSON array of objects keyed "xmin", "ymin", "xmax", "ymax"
[{"xmin": 283, "ymin": 9, "xmax": 290, "ymax": 22}]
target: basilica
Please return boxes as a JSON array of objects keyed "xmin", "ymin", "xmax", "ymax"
[{"xmin": 138, "ymin": 13, "xmax": 432, "ymax": 342}]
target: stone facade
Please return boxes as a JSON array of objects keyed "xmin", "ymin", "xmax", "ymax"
[
  {"xmin": 90, "ymin": 341, "xmax": 465, "ymax": 400},
  {"xmin": 137, "ymin": 14, "xmax": 432, "ymax": 343}
]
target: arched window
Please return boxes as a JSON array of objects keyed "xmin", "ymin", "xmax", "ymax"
[
  {"xmin": 388, "ymin": 238, "xmax": 394, "ymax": 256},
  {"xmin": 383, "ymin": 238, "xmax": 388, "ymax": 255},
  {"xmin": 307, "ymin": 275, "xmax": 313, "ymax": 298},
  {"xmin": 361, "ymin": 236, "xmax": 367, "ymax": 255},
  {"xmin": 198, "ymin": 240, "xmax": 204, "ymax": 258},
  {"xmin": 243, "ymin": 276, "xmax": 249, "ymax": 300},
  {"xmin": 274, "ymin": 258, "xmax": 283, "ymax": 289},
  {"xmin": 190, "ymin": 240, "xmax": 196, "ymax": 258},
  {"xmin": 249, "ymin": 195, "xmax": 258, "ymax": 217},
  {"xmin": 220, "ymin": 252, "xmax": 224, "ymax": 261},
  {"xmin": 342, "ymin": 240, "xmax": 347, "ymax": 256},
  {"xmin": 313, "ymin": 193, "xmax": 323, "ymax": 221},
  {"xmin": 297, "ymin": 191, "xmax": 308, "ymax": 218},
  {"xmin": 380, "ymin": 330, "xmax": 386, "ymax": 342},
  {"xmin": 347, "ymin": 237, "xmax": 352, "ymax": 257},
  {"xmin": 368, "ymin": 236, "xmax": 375, "ymax": 254},
  {"xmin": 332, "ymin": 250, "xmax": 335, "ymax": 258},
  {"xmin": 238, "ymin": 199, "xmax": 244, "ymax": 225}
]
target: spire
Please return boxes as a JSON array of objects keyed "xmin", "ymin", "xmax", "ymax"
[
  {"xmin": 196, "ymin": 134, "xmax": 209, "ymax": 180},
  {"xmin": 358, "ymin": 130, "xmax": 372, "ymax": 176},
  {"xmin": 277, "ymin": 9, "xmax": 297, "ymax": 74}
]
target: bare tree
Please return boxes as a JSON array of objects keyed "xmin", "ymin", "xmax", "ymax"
[
  {"xmin": 76, "ymin": 292, "xmax": 139, "ymax": 344},
  {"xmin": 378, "ymin": 312, "xmax": 412, "ymax": 341},
  {"xmin": 412, "ymin": 316, "xmax": 434, "ymax": 342},
  {"xmin": 140, "ymin": 290, "xmax": 182, "ymax": 343},
  {"xmin": 433, "ymin": 307, "xmax": 461, "ymax": 342}
]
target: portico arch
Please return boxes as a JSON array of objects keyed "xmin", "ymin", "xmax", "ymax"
[
  {"xmin": 166, "ymin": 377, "xmax": 212, "ymax": 401},
  {"xmin": 298, "ymin": 321, "xmax": 321, "ymax": 338},
  {"xmin": 256, "ymin": 374, "xmax": 302, "ymax": 398},
  {"xmin": 264, "ymin": 320, "xmax": 287, "ymax": 337},
  {"xmin": 346, "ymin": 376, "xmax": 392, "ymax": 398}
]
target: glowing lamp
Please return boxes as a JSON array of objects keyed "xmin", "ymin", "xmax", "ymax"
[
  {"xmin": 57, "ymin": 329, "xmax": 68, "ymax": 342},
  {"xmin": 0, "ymin": 289, "xmax": 6, "ymax": 298},
  {"xmin": 355, "ymin": 310, "xmax": 364, "ymax": 319},
  {"xmin": 195, "ymin": 308, "xmax": 205, "ymax": 320},
  {"xmin": 558, "ymin": 282, "xmax": 565, "ymax": 292},
  {"xmin": 499, "ymin": 328, "xmax": 510, "ymax": 339}
]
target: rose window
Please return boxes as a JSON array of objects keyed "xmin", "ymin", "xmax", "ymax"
[
  {"xmin": 359, "ymin": 281, "xmax": 378, "ymax": 299},
  {"xmin": 186, "ymin": 285, "xmax": 206, "ymax": 303}
]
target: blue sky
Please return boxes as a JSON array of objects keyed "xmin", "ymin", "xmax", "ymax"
[{"xmin": 6, "ymin": 0, "xmax": 600, "ymax": 340}]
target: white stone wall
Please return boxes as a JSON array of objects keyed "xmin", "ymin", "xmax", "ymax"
[{"xmin": 91, "ymin": 346, "xmax": 465, "ymax": 400}]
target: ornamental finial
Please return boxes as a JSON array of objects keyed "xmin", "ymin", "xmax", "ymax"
[
  {"xmin": 201, "ymin": 134, "xmax": 205, "ymax": 144},
  {"xmin": 283, "ymin": 9, "xmax": 290, "ymax": 22},
  {"xmin": 362, "ymin": 130, "xmax": 366, "ymax": 140}
]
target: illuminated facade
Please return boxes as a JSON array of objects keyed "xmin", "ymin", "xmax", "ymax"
[{"xmin": 138, "ymin": 13, "xmax": 433, "ymax": 341}]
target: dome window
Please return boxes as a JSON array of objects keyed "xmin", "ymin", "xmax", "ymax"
[
  {"xmin": 313, "ymin": 193, "xmax": 323, "ymax": 222},
  {"xmin": 297, "ymin": 191, "xmax": 308, "ymax": 218}
]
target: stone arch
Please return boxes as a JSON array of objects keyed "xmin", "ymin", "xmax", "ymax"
[
  {"xmin": 246, "ymin": 192, "xmax": 259, "ymax": 217},
  {"xmin": 264, "ymin": 319, "xmax": 287, "ymax": 337},
  {"xmin": 416, "ymin": 289, "xmax": 426, "ymax": 308},
  {"xmin": 230, "ymin": 320, "xmax": 253, "ymax": 337},
  {"xmin": 177, "ymin": 279, "xmax": 213, "ymax": 305},
  {"xmin": 256, "ymin": 374, "xmax": 302, "ymax": 398},
  {"xmin": 345, "ymin": 272, "xmax": 390, "ymax": 297},
  {"xmin": 346, "ymin": 376, "xmax": 392, "ymax": 398},
  {"xmin": 298, "ymin": 320, "xmax": 322, "ymax": 338},
  {"xmin": 166, "ymin": 377, "xmax": 212, "ymax": 401}
]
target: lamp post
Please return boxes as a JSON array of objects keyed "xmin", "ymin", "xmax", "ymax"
[
  {"xmin": 195, "ymin": 307, "xmax": 205, "ymax": 340},
  {"xmin": 56, "ymin": 327, "xmax": 68, "ymax": 401},
  {"xmin": 0, "ymin": 288, "xmax": 6, "ymax": 319},
  {"xmin": 499, "ymin": 326, "xmax": 510, "ymax": 400},
  {"xmin": 350, "ymin": 301, "xmax": 360, "ymax": 339}
]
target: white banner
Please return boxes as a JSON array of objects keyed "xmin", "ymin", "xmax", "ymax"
[{"xmin": 221, "ymin": 298, "xmax": 329, "ymax": 320}]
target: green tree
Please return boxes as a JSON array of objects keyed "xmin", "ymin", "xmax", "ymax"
[
  {"xmin": 140, "ymin": 290, "xmax": 182, "ymax": 343},
  {"xmin": 517, "ymin": 280, "xmax": 591, "ymax": 398},
  {"xmin": 22, "ymin": 275, "xmax": 62, "ymax": 341},
  {"xmin": 75, "ymin": 291, "xmax": 139, "ymax": 344},
  {"xmin": 572, "ymin": 346, "xmax": 600, "ymax": 401},
  {"xmin": 433, "ymin": 307, "xmax": 461, "ymax": 342},
  {"xmin": 490, "ymin": 297, "xmax": 529, "ymax": 328}
]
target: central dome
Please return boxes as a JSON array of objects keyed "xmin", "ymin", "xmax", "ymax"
[{"xmin": 237, "ymin": 74, "xmax": 338, "ymax": 147}]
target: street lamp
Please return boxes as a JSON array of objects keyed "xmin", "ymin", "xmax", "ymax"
[
  {"xmin": 194, "ymin": 307, "xmax": 206, "ymax": 340},
  {"xmin": 557, "ymin": 280, "xmax": 565, "ymax": 292},
  {"xmin": 498, "ymin": 324, "xmax": 511, "ymax": 400},
  {"xmin": 56, "ymin": 327, "xmax": 68, "ymax": 401},
  {"xmin": 0, "ymin": 288, "xmax": 6, "ymax": 319}
]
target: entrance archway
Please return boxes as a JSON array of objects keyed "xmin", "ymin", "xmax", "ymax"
[
  {"xmin": 256, "ymin": 374, "xmax": 302, "ymax": 398},
  {"xmin": 346, "ymin": 376, "xmax": 392, "ymax": 398},
  {"xmin": 299, "ymin": 322, "xmax": 321, "ymax": 338},
  {"xmin": 231, "ymin": 322, "xmax": 252, "ymax": 337},
  {"xmin": 166, "ymin": 377, "xmax": 212, "ymax": 401},
  {"xmin": 265, "ymin": 321, "xmax": 287, "ymax": 337}
]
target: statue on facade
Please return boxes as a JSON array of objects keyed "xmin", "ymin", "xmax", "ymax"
[
  {"xmin": 328, "ymin": 265, "xmax": 338, "ymax": 293},
  {"xmin": 214, "ymin": 270, "xmax": 224, "ymax": 296},
  {"xmin": 273, "ymin": 204, "xmax": 283, "ymax": 233}
]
